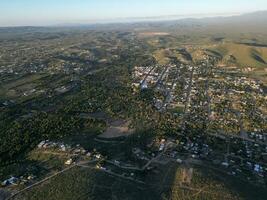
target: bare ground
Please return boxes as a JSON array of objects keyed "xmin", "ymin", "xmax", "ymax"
[
  {"xmin": 98, "ymin": 120, "xmax": 134, "ymax": 139},
  {"xmin": 138, "ymin": 32, "xmax": 170, "ymax": 37}
]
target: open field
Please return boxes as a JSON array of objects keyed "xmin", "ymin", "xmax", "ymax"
[
  {"xmin": 139, "ymin": 32, "xmax": 170, "ymax": 37},
  {"xmin": 13, "ymin": 166, "xmax": 151, "ymax": 200},
  {"xmin": 11, "ymin": 160, "xmax": 267, "ymax": 200}
]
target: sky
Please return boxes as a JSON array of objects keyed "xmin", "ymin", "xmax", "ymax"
[{"xmin": 0, "ymin": 0, "xmax": 267, "ymax": 26}]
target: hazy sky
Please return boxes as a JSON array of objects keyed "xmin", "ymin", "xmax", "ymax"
[{"xmin": 1, "ymin": 0, "xmax": 267, "ymax": 26}]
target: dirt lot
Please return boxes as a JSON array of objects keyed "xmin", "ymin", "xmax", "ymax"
[
  {"xmin": 138, "ymin": 32, "xmax": 170, "ymax": 37},
  {"xmin": 98, "ymin": 120, "xmax": 134, "ymax": 139}
]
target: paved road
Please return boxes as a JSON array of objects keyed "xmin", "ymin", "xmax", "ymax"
[
  {"xmin": 105, "ymin": 160, "xmax": 142, "ymax": 171},
  {"xmin": 77, "ymin": 164, "xmax": 145, "ymax": 184},
  {"xmin": 155, "ymin": 66, "xmax": 169, "ymax": 88},
  {"xmin": 159, "ymin": 65, "xmax": 181, "ymax": 111},
  {"xmin": 141, "ymin": 142, "xmax": 173, "ymax": 171},
  {"xmin": 140, "ymin": 65, "xmax": 157, "ymax": 86},
  {"xmin": 181, "ymin": 65, "xmax": 195, "ymax": 132}
]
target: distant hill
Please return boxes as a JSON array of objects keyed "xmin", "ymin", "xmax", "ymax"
[
  {"xmin": 207, "ymin": 43, "xmax": 267, "ymax": 67},
  {"xmin": 81, "ymin": 10, "xmax": 267, "ymax": 34},
  {"xmin": 1, "ymin": 10, "xmax": 267, "ymax": 33},
  {"xmin": 155, "ymin": 10, "xmax": 267, "ymax": 33}
]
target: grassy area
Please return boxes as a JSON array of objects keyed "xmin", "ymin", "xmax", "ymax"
[
  {"xmin": 153, "ymin": 49, "xmax": 171, "ymax": 65},
  {"xmin": 28, "ymin": 150, "xmax": 68, "ymax": 170},
  {"xmin": 13, "ymin": 160, "xmax": 267, "ymax": 200},
  {"xmin": 150, "ymin": 162, "xmax": 267, "ymax": 200},
  {"xmin": 0, "ymin": 74, "xmax": 47, "ymax": 98},
  {"xmin": 0, "ymin": 148, "xmax": 69, "ymax": 182},
  {"xmin": 14, "ymin": 167, "xmax": 154, "ymax": 200},
  {"xmin": 210, "ymin": 43, "xmax": 267, "ymax": 68}
]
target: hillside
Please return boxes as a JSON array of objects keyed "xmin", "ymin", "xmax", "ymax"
[{"xmin": 208, "ymin": 43, "xmax": 267, "ymax": 68}]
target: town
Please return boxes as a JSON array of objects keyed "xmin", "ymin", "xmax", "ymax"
[
  {"xmin": 1, "ymin": 11, "xmax": 267, "ymax": 199},
  {"xmin": 1, "ymin": 49, "xmax": 266, "ymax": 199}
]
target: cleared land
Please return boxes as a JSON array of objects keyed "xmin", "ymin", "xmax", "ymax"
[
  {"xmin": 139, "ymin": 32, "xmax": 170, "ymax": 37},
  {"xmin": 98, "ymin": 120, "xmax": 134, "ymax": 139}
]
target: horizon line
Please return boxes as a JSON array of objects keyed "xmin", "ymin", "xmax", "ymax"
[{"xmin": 0, "ymin": 10, "xmax": 265, "ymax": 28}]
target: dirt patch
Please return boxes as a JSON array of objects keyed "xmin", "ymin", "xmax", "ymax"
[
  {"xmin": 98, "ymin": 120, "xmax": 134, "ymax": 139},
  {"xmin": 139, "ymin": 32, "xmax": 170, "ymax": 37},
  {"xmin": 181, "ymin": 167, "xmax": 194, "ymax": 184}
]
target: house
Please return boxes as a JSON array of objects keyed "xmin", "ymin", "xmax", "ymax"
[
  {"xmin": 254, "ymin": 164, "xmax": 262, "ymax": 173},
  {"xmin": 38, "ymin": 141, "xmax": 46, "ymax": 148},
  {"xmin": 1, "ymin": 177, "xmax": 19, "ymax": 186},
  {"xmin": 65, "ymin": 159, "xmax": 73, "ymax": 165},
  {"xmin": 221, "ymin": 162, "xmax": 229, "ymax": 167},
  {"xmin": 140, "ymin": 80, "xmax": 148, "ymax": 90},
  {"xmin": 159, "ymin": 144, "xmax": 164, "ymax": 151},
  {"xmin": 27, "ymin": 175, "xmax": 36, "ymax": 180},
  {"xmin": 86, "ymin": 152, "xmax": 92, "ymax": 157},
  {"xmin": 159, "ymin": 139, "xmax": 166, "ymax": 151},
  {"xmin": 132, "ymin": 148, "xmax": 141, "ymax": 155},
  {"xmin": 95, "ymin": 154, "xmax": 102, "ymax": 159},
  {"xmin": 60, "ymin": 144, "xmax": 66, "ymax": 151}
]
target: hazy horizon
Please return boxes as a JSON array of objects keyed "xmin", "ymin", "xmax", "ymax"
[{"xmin": 1, "ymin": 0, "xmax": 267, "ymax": 27}]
